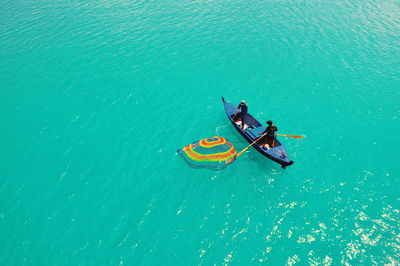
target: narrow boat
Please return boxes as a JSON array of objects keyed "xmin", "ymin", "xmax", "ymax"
[{"xmin": 222, "ymin": 97, "xmax": 294, "ymax": 168}]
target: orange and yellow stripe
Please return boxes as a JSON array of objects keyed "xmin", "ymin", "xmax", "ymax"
[{"xmin": 182, "ymin": 137, "xmax": 236, "ymax": 162}]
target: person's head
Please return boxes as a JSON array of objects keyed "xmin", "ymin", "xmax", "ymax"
[
  {"xmin": 266, "ymin": 120, "xmax": 273, "ymax": 126},
  {"xmin": 241, "ymin": 100, "xmax": 246, "ymax": 104}
]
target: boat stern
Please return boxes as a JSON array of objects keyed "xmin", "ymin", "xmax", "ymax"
[{"xmin": 268, "ymin": 145, "xmax": 294, "ymax": 168}]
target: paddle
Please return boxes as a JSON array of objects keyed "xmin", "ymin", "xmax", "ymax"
[
  {"xmin": 276, "ymin": 134, "xmax": 304, "ymax": 139},
  {"xmin": 225, "ymin": 133, "xmax": 267, "ymax": 164}
]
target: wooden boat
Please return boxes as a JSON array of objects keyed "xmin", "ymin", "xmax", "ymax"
[{"xmin": 222, "ymin": 97, "xmax": 294, "ymax": 168}]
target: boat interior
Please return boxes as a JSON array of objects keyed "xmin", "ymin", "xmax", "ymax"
[{"xmin": 231, "ymin": 113, "xmax": 281, "ymax": 148}]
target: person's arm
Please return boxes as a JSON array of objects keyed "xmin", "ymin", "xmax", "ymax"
[{"xmin": 259, "ymin": 127, "xmax": 268, "ymax": 135}]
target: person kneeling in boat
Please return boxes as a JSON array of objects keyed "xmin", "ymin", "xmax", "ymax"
[
  {"xmin": 258, "ymin": 120, "xmax": 278, "ymax": 149},
  {"xmin": 233, "ymin": 100, "xmax": 248, "ymax": 129}
]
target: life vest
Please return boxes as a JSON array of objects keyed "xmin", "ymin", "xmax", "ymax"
[
  {"xmin": 238, "ymin": 103, "xmax": 248, "ymax": 113},
  {"xmin": 266, "ymin": 125, "xmax": 278, "ymax": 137}
]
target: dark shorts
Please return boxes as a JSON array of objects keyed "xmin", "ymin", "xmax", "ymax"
[
  {"xmin": 258, "ymin": 134, "xmax": 275, "ymax": 145},
  {"xmin": 233, "ymin": 112, "xmax": 247, "ymax": 122}
]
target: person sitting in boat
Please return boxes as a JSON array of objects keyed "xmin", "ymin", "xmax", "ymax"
[
  {"xmin": 258, "ymin": 120, "xmax": 278, "ymax": 149},
  {"xmin": 233, "ymin": 100, "xmax": 248, "ymax": 129}
]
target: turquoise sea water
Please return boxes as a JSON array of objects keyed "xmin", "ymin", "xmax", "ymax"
[{"xmin": 1, "ymin": 0, "xmax": 399, "ymax": 264}]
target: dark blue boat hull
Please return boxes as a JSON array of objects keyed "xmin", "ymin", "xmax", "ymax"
[{"xmin": 222, "ymin": 97, "xmax": 294, "ymax": 168}]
